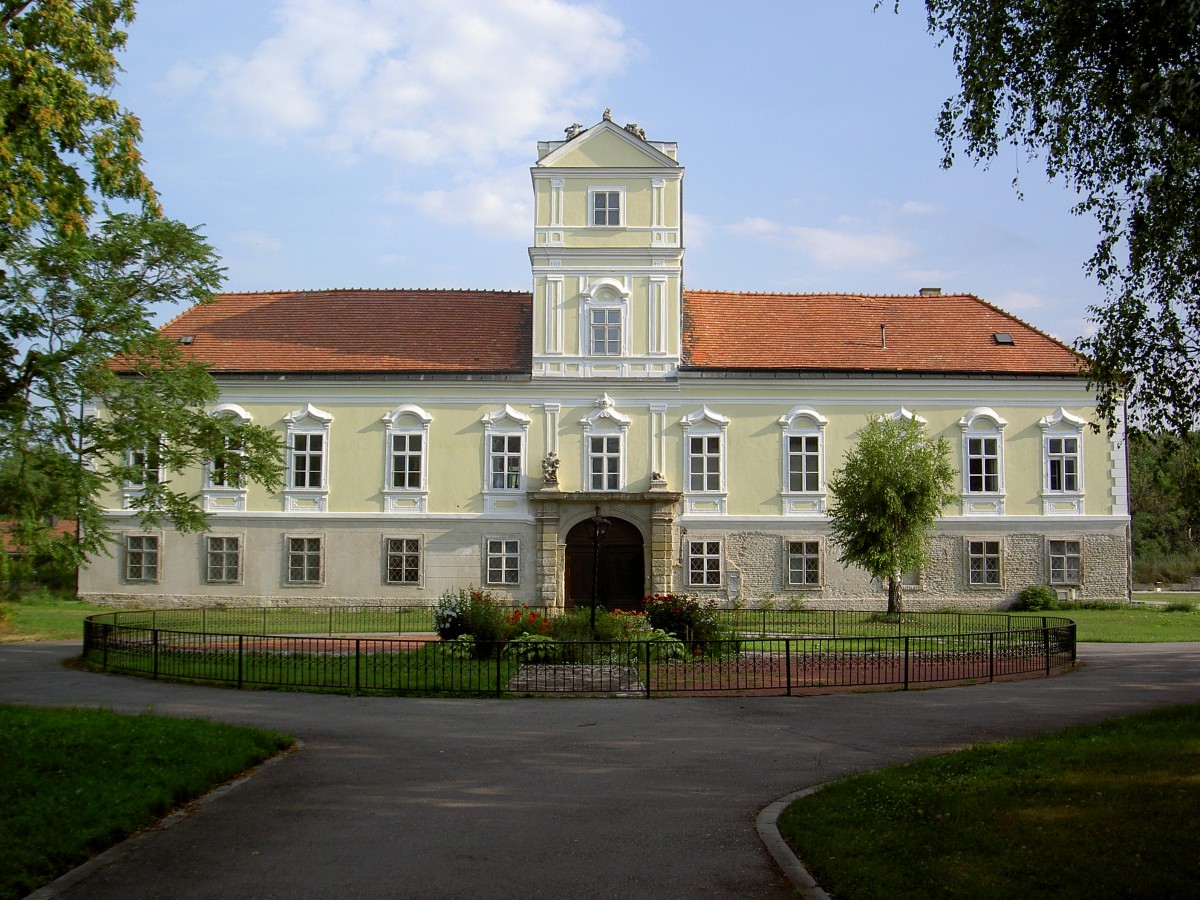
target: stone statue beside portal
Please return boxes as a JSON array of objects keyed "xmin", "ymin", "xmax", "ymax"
[{"xmin": 542, "ymin": 451, "xmax": 560, "ymax": 487}]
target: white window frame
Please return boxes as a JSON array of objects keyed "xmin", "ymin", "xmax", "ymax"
[
  {"xmin": 205, "ymin": 534, "xmax": 242, "ymax": 585},
  {"xmin": 580, "ymin": 393, "xmax": 630, "ymax": 492},
  {"xmin": 384, "ymin": 535, "xmax": 423, "ymax": 586},
  {"xmin": 381, "ymin": 404, "xmax": 432, "ymax": 513},
  {"xmin": 481, "ymin": 405, "xmax": 532, "ymax": 505},
  {"xmin": 285, "ymin": 534, "xmax": 324, "ymax": 586},
  {"xmin": 959, "ymin": 407, "xmax": 1007, "ymax": 515},
  {"xmin": 779, "ymin": 406, "xmax": 829, "ymax": 516},
  {"xmin": 485, "ymin": 537, "xmax": 521, "ymax": 586},
  {"xmin": 124, "ymin": 532, "xmax": 161, "ymax": 583},
  {"xmin": 1048, "ymin": 538, "xmax": 1082, "ymax": 586},
  {"xmin": 681, "ymin": 406, "xmax": 729, "ymax": 514},
  {"xmin": 1039, "ymin": 408, "xmax": 1086, "ymax": 515},
  {"xmin": 965, "ymin": 538, "xmax": 1002, "ymax": 588},
  {"xmin": 578, "ymin": 279, "xmax": 629, "ymax": 360},
  {"xmin": 786, "ymin": 539, "xmax": 822, "ymax": 588},
  {"xmin": 687, "ymin": 539, "xmax": 723, "ymax": 588},
  {"xmin": 589, "ymin": 186, "xmax": 624, "ymax": 227},
  {"xmin": 203, "ymin": 404, "xmax": 252, "ymax": 512},
  {"xmin": 284, "ymin": 404, "xmax": 333, "ymax": 513}
]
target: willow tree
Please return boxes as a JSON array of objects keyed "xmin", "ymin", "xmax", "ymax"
[{"xmin": 828, "ymin": 414, "xmax": 956, "ymax": 613}]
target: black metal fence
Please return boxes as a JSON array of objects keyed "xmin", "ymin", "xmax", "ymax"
[{"xmin": 81, "ymin": 607, "xmax": 1076, "ymax": 697}]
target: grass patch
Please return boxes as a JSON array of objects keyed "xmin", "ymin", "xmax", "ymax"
[
  {"xmin": 0, "ymin": 589, "xmax": 108, "ymax": 643},
  {"xmin": 777, "ymin": 702, "xmax": 1200, "ymax": 900},
  {"xmin": 0, "ymin": 705, "xmax": 292, "ymax": 900},
  {"xmin": 1066, "ymin": 607, "xmax": 1200, "ymax": 642}
]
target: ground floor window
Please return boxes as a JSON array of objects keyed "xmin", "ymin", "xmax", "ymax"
[
  {"xmin": 1048, "ymin": 539, "xmax": 1082, "ymax": 585},
  {"xmin": 688, "ymin": 540, "xmax": 722, "ymax": 587},
  {"xmin": 486, "ymin": 538, "xmax": 520, "ymax": 585},
  {"xmin": 967, "ymin": 540, "xmax": 1001, "ymax": 586},
  {"xmin": 386, "ymin": 537, "xmax": 421, "ymax": 584},
  {"xmin": 288, "ymin": 536, "xmax": 323, "ymax": 584},
  {"xmin": 125, "ymin": 534, "xmax": 159, "ymax": 582},
  {"xmin": 206, "ymin": 536, "xmax": 240, "ymax": 583},
  {"xmin": 787, "ymin": 540, "xmax": 821, "ymax": 586}
]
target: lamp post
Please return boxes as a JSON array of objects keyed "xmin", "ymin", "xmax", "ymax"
[{"xmin": 584, "ymin": 506, "xmax": 610, "ymax": 639}]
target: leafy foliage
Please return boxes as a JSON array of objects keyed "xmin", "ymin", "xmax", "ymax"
[
  {"xmin": 1011, "ymin": 585, "xmax": 1057, "ymax": 612},
  {"xmin": 0, "ymin": 3, "xmax": 283, "ymax": 564},
  {"xmin": 642, "ymin": 593, "xmax": 726, "ymax": 646},
  {"xmin": 0, "ymin": 214, "xmax": 283, "ymax": 564},
  {"xmin": 827, "ymin": 415, "xmax": 955, "ymax": 613},
  {"xmin": 1128, "ymin": 430, "xmax": 1200, "ymax": 560},
  {"xmin": 902, "ymin": 1, "xmax": 1200, "ymax": 434}
]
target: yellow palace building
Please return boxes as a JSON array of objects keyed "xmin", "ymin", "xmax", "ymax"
[{"xmin": 81, "ymin": 114, "xmax": 1130, "ymax": 610}]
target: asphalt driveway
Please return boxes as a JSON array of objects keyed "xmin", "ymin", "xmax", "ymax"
[{"xmin": 4, "ymin": 641, "xmax": 1199, "ymax": 899}]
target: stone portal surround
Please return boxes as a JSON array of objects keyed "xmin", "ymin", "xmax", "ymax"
[{"xmin": 530, "ymin": 488, "xmax": 682, "ymax": 610}]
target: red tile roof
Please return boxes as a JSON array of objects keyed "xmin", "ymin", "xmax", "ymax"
[
  {"xmin": 154, "ymin": 288, "xmax": 1082, "ymax": 377},
  {"xmin": 680, "ymin": 291, "xmax": 1083, "ymax": 376},
  {"xmin": 159, "ymin": 290, "xmax": 532, "ymax": 374}
]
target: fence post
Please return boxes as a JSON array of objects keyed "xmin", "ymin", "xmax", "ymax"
[
  {"xmin": 152, "ymin": 629, "xmax": 159, "ymax": 680},
  {"xmin": 102, "ymin": 623, "xmax": 110, "ymax": 671},
  {"xmin": 355, "ymin": 639, "xmax": 361, "ymax": 694},
  {"xmin": 645, "ymin": 639, "xmax": 652, "ymax": 699},
  {"xmin": 989, "ymin": 631, "xmax": 995, "ymax": 682},
  {"xmin": 785, "ymin": 638, "xmax": 792, "ymax": 697},
  {"xmin": 903, "ymin": 635, "xmax": 909, "ymax": 690},
  {"xmin": 496, "ymin": 644, "xmax": 502, "ymax": 697},
  {"xmin": 237, "ymin": 634, "xmax": 244, "ymax": 689},
  {"xmin": 1043, "ymin": 622, "xmax": 1052, "ymax": 676},
  {"xmin": 1071, "ymin": 621, "xmax": 1077, "ymax": 664}
]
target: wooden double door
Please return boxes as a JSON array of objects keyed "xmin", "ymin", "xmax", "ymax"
[{"xmin": 564, "ymin": 516, "xmax": 645, "ymax": 610}]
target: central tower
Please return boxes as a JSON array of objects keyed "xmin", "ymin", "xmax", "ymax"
[{"xmin": 529, "ymin": 112, "xmax": 684, "ymax": 379}]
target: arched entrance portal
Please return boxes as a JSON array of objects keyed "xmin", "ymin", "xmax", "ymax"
[{"xmin": 564, "ymin": 516, "xmax": 645, "ymax": 610}]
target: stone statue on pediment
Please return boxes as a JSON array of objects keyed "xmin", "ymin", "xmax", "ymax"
[{"xmin": 542, "ymin": 451, "xmax": 560, "ymax": 487}]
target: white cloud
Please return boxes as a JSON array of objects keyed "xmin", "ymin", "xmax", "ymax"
[
  {"xmin": 900, "ymin": 200, "xmax": 941, "ymax": 216},
  {"xmin": 197, "ymin": 0, "xmax": 630, "ymax": 165},
  {"xmin": 728, "ymin": 216, "xmax": 781, "ymax": 236},
  {"xmin": 412, "ymin": 172, "xmax": 531, "ymax": 239},
  {"xmin": 730, "ymin": 215, "xmax": 914, "ymax": 269},
  {"xmin": 786, "ymin": 226, "xmax": 914, "ymax": 268}
]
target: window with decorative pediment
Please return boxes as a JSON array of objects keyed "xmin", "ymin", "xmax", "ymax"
[
  {"xmin": 579, "ymin": 279, "xmax": 629, "ymax": 360},
  {"xmin": 959, "ymin": 407, "xmax": 1007, "ymax": 515},
  {"xmin": 481, "ymin": 404, "xmax": 531, "ymax": 494},
  {"xmin": 381, "ymin": 404, "xmax": 432, "ymax": 513},
  {"xmin": 580, "ymin": 394, "xmax": 630, "ymax": 492},
  {"xmin": 681, "ymin": 406, "xmax": 729, "ymax": 514},
  {"xmin": 203, "ymin": 404, "xmax": 253, "ymax": 512},
  {"xmin": 779, "ymin": 406, "xmax": 828, "ymax": 516},
  {"xmin": 1040, "ymin": 408, "xmax": 1087, "ymax": 515},
  {"xmin": 284, "ymin": 404, "xmax": 333, "ymax": 513}
]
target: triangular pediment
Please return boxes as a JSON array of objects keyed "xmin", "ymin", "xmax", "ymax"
[{"xmin": 538, "ymin": 119, "xmax": 678, "ymax": 169}]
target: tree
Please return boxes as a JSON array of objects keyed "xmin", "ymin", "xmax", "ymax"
[
  {"xmin": 827, "ymin": 414, "xmax": 956, "ymax": 613},
  {"xmin": 0, "ymin": 212, "xmax": 284, "ymax": 566},
  {"xmin": 897, "ymin": 2, "xmax": 1200, "ymax": 435},
  {"xmin": 1127, "ymin": 429, "xmax": 1200, "ymax": 559},
  {"xmin": 0, "ymin": 3, "xmax": 283, "ymax": 566}
]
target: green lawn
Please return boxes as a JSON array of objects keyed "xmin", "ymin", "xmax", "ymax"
[
  {"xmin": 0, "ymin": 705, "xmax": 293, "ymax": 900},
  {"xmin": 777, "ymin": 702, "xmax": 1200, "ymax": 900},
  {"xmin": 0, "ymin": 590, "xmax": 107, "ymax": 642},
  {"xmin": 1068, "ymin": 606, "xmax": 1200, "ymax": 641}
]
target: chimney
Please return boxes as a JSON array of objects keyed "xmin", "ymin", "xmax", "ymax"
[{"xmin": 919, "ymin": 287, "xmax": 942, "ymax": 297}]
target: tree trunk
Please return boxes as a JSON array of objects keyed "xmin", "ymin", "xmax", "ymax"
[{"xmin": 887, "ymin": 574, "xmax": 905, "ymax": 615}]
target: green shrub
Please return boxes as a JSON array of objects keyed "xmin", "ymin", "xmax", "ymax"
[
  {"xmin": 503, "ymin": 633, "xmax": 563, "ymax": 663},
  {"xmin": 1133, "ymin": 547, "xmax": 1200, "ymax": 584},
  {"xmin": 1164, "ymin": 600, "xmax": 1197, "ymax": 612},
  {"xmin": 432, "ymin": 587, "xmax": 505, "ymax": 655},
  {"xmin": 1011, "ymin": 585, "xmax": 1058, "ymax": 611},
  {"xmin": 642, "ymin": 593, "xmax": 736, "ymax": 651}
]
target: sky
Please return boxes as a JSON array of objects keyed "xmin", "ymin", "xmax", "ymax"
[{"xmin": 114, "ymin": 0, "xmax": 1107, "ymax": 344}]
